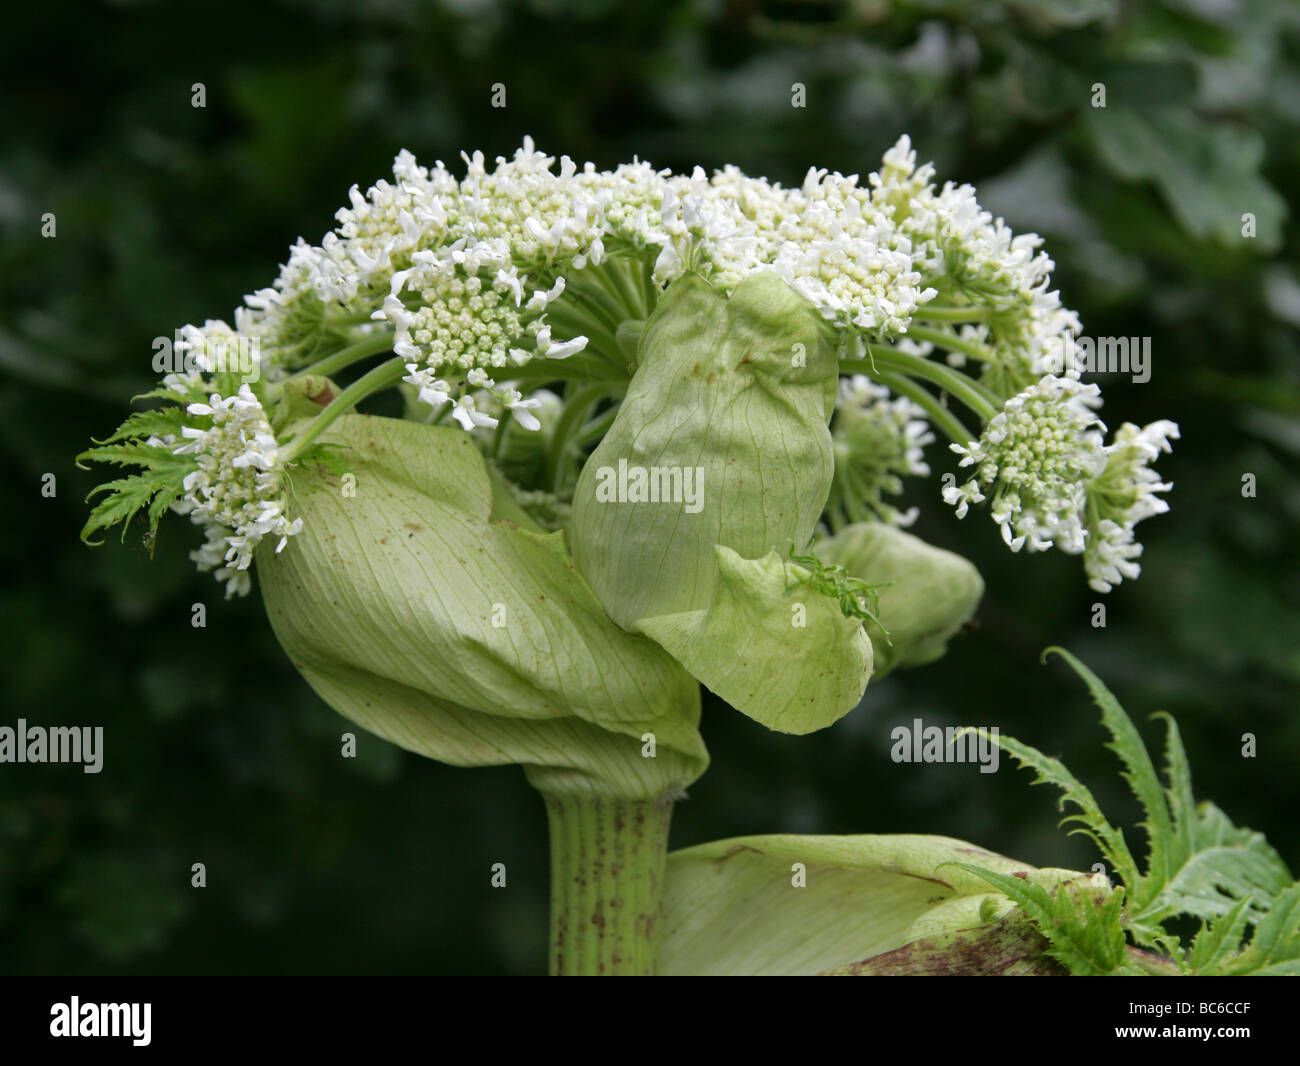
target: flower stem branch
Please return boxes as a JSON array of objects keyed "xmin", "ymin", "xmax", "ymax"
[
  {"xmin": 842, "ymin": 348, "xmax": 999, "ymax": 422},
  {"xmin": 285, "ymin": 331, "xmax": 395, "ymax": 383},
  {"xmin": 905, "ymin": 324, "xmax": 999, "ymax": 365},
  {"xmin": 282, "ymin": 356, "xmax": 408, "ymax": 462},
  {"xmin": 912, "ymin": 305, "xmax": 987, "ymax": 324},
  {"xmin": 875, "ymin": 370, "xmax": 976, "ymax": 445}
]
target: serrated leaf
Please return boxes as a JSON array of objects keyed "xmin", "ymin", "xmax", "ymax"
[
  {"xmin": 93, "ymin": 410, "xmax": 186, "ymax": 448},
  {"xmin": 1188, "ymin": 896, "xmax": 1253, "ymax": 973},
  {"xmin": 1155, "ymin": 711, "xmax": 1196, "ymax": 874},
  {"xmin": 1135, "ymin": 802, "xmax": 1293, "ymax": 930},
  {"xmin": 969, "ymin": 727, "xmax": 1139, "ymax": 890},
  {"xmin": 79, "ymin": 446, "xmax": 195, "ymax": 546},
  {"xmin": 992, "ymin": 649, "xmax": 1300, "ymax": 975},
  {"xmin": 1237, "ymin": 883, "xmax": 1300, "ymax": 966},
  {"xmin": 957, "ymin": 864, "xmax": 1133, "ymax": 975},
  {"xmin": 1044, "ymin": 647, "xmax": 1172, "ymax": 905}
]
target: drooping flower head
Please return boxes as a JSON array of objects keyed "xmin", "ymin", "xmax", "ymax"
[{"xmin": 945, "ymin": 374, "xmax": 1106, "ymax": 553}]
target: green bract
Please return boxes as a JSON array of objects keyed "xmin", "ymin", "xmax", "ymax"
[
  {"xmin": 571, "ymin": 271, "xmax": 837, "ymax": 628},
  {"xmin": 569, "ymin": 271, "xmax": 873, "ymax": 728},
  {"xmin": 814, "ymin": 523, "xmax": 984, "ymax": 676},
  {"xmin": 661, "ymin": 833, "xmax": 1096, "ymax": 975},
  {"xmin": 259, "ymin": 411, "xmax": 707, "ymax": 800},
  {"xmin": 635, "ymin": 547, "xmax": 872, "ymax": 734}
]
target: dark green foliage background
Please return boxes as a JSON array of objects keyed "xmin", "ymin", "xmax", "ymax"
[{"xmin": 2, "ymin": 0, "xmax": 1297, "ymax": 974}]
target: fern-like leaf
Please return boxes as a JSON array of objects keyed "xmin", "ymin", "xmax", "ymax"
[
  {"xmin": 956, "ymin": 866, "xmax": 1136, "ymax": 975},
  {"xmin": 980, "ymin": 649, "xmax": 1299, "ymax": 975},
  {"xmin": 964, "ymin": 726, "xmax": 1139, "ymax": 891}
]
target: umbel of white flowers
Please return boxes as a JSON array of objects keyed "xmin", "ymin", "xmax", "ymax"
[{"xmin": 83, "ymin": 136, "xmax": 1177, "ymax": 598}]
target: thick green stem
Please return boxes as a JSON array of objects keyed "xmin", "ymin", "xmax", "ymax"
[{"xmin": 543, "ymin": 793, "xmax": 673, "ymax": 976}]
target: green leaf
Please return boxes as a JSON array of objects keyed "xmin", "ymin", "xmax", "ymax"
[
  {"xmin": 568, "ymin": 271, "xmax": 870, "ymax": 732},
  {"xmin": 633, "ymin": 547, "xmax": 873, "ymax": 734},
  {"xmin": 1139, "ymin": 801, "xmax": 1293, "ymax": 928},
  {"xmin": 259, "ymin": 413, "xmax": 708, "ymax": 800},
  {"xmin": 966, "ymin": 726, "xmax": 1140, "ymax": 892},
  {"xmin": 1043, "ymin": 648, "xmax": 1172, "ymax": 906},
  {"xmin": 981, "ymin": 649, "xmax": 1299, "ymax": 974},
  {"xmin": 1085, "ymin": 107, "xmax": 1286, "ymax": 251},
  {"xmin": 570, "ymin": 270, "xmax": 838, "ymax": 631},
  {"xmin": 1187, "ymin": 896, "xmax": 1254, "ymax": 973},
  {"xmin": 92, "ymin": 406, "xmax": 188, "ymax": 446},
  {"xmin": 77, "ymin": 439, "xmax": 196, "ymax": 547},
  {"xmin": 1215, "ymin": 884, "xmax": 1300, "ymax": 975},
  {"xmin": 661, "ymin": 832, "xmax": 1090, "ymax": 975}
]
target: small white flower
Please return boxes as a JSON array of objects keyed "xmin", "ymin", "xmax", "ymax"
[
  {"xmin": 945, "ymin": 375, "xmax": 1106, "ymax": 555},
  {"xmin": 1082, "ymin": 420, "xmax": 1180, "ymax": 591},
  {"xmin": 171, "ymin": 384, "xmax": 301, "ymax": 597},
  {"xmin": 827, "ymin": 375, "xmax": 935, "ymax": 528}
]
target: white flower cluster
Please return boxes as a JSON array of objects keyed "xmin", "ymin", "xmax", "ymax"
[
  {"xmin": 172, "ymin": 385, "xmax": 301, "ymax": 598},
  {"xmin": 829, "ymin": 375, "xmax": 934, "ymax": 527},
  {"xmin": 140, "ymin": 135, "xmax": 1176, "ymax": 596},
  {"xmin": 384, "ymin": 259, "xmax": 581, "ymax": 430},
  {"xmin": 183, "ymin": 137, "xmax": 965, "ymax": 409},
  {"xmin": 1083, "ymin": 420, "xmax": 1180, "ymax": 592},
  {"xmin": 944, "ymin": 376, "xmax": 1178, "ymax": 590},
  {"xmin": 873, "ymin": 136, "xmax": 1081, "ymax": 396},
  {"xmin": 623, "ymin": 161, "xmax": 934, "ymax": 335},
  {"xmin": 945, "ymin": 375, "xmax": 1105, "ymax": 553}
]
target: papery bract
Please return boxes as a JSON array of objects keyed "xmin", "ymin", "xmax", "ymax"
[{"xmin": 259, "ymin": 413, "xmax": 707, "ymax": 800}]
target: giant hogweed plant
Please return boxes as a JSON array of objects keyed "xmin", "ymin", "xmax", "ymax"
[{"xmin": 78, "ymin": 136, "xmax": 1286, "ymax": 976}]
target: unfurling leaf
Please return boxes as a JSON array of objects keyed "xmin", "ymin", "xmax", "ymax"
[
  {"xmin": 571, "ymin": 271, "xmax": 837, "ymax": 629},
  {"xmin": 259, "ymin": 414, "xmax": 708, "ymax": 800}
]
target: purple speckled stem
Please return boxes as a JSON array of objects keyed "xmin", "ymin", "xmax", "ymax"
[{"xmin": 543, "ymin": 793, "xmax": 673, "ymax": 976}]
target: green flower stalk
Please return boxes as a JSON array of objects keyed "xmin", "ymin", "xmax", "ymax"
[{"xmin": 77, "ymin": 135, "xmax": 1182, "ymax": 975}]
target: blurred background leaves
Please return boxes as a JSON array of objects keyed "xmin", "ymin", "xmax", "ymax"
[{"xmin": 1, "ymin": 0, "xmax": 1297, "ymax": 973}]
